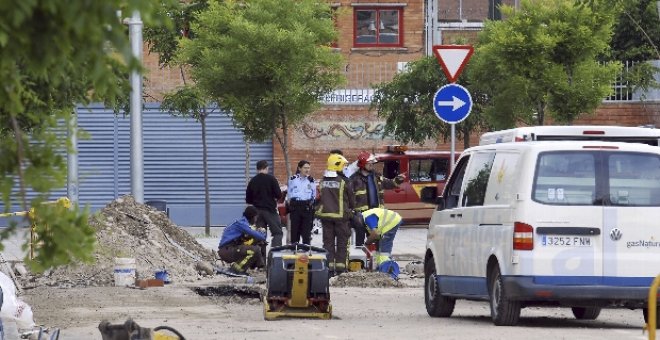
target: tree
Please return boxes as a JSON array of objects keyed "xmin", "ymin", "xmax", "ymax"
[
  {"xmin": 0, "ymin": 0, "xmax": 161, "ymax": 271},
  {"xmin": 371, "ymin": 56, "xmax": 489, "ymax": 149},
  {"xmin": 145, "ymin": 0, "xmax": 218, "ymax": 236},
  {"xmin": 469, "ymin": 0, "xmax": 620, "ymax": 129},
  {"xmin": 176, "ymin": 0, "xmax": 344, "ymax": 179}
]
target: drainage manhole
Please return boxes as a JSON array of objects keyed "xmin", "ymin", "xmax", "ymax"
[{"xmin": 193, "ymin": 285, "xmax": 263, "ymax": 304}]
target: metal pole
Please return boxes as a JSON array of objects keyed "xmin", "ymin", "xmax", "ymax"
[
  {"xmin": 450, "ymin": 123, "xmax": 456, "ymax": 171},
  {"xmin": 67, "ymin": 110, "xmax": 78, "ymax": 205},
  {"xmin": 128, "ymin": 11, "xmax": 144, "ymax": 203}
]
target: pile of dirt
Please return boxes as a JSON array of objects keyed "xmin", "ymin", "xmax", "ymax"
[
  {"xmin": 330, "ymin": 272, "xmax": 405, "ymax": 288},
  {"xmin": 20, "ymin": 196, "xmax": 215, "ymax": 288}
]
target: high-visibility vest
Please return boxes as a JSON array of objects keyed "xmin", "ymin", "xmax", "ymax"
[{"xmin": 362, "ymin": 208, "xmax": 401, "ymax": 235}]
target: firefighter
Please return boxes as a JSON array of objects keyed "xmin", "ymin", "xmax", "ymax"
[
  {"xmin": 217, "ymin": 206, "xmax": 267, "ymax": 276},
  {"xmin": 316, "ymin": 153, "xmax": 355, "ymax": 276},
  {"xmin": 287, "ymin": 160, "xmax": 316, "ymax": 245},
  {"xmin": 358, "ymin": 207, "xmax": 402, "ymax": 267},
  {"xmin": 349, "ymin": 151, "xmax": 405, "ymax": 246}
]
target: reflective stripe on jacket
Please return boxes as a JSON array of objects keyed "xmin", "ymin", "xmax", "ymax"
[
  {"xmin": 362, "ymin": 208, "xmax": 402, "ymax": 235},
  {"xmin": 316, "ymin": 175, "xmax": 354, "ymax": 220},
  {"xmin": 350, "ymin": 171, "xmax": 398, "ymax": 211}
]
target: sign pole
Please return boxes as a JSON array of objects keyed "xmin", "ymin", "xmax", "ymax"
[{"xmin": 450, "ymin": 124, "xmax": 455, "ymax": 171}]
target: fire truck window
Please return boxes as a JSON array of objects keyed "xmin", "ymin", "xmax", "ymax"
[
  {"xmin": 378, "ymin": 160, "xmax": 399, "ymax": 178},
  {"xmin": 431, "ymin": 158, "xmax": 449, "ymax": 181},
  {"xmin": 410, "ymin": 158, "xmax": 447, "ymax": 182}
]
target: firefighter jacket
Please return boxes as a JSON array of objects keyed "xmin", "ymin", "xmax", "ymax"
[
  {"xmin": 316, "ymin": 172, "xmax": 355, "ymax": 221},
  {"xmin": 362, "ymin": 208, "xmax": 402, "ymax": 235},
  {"xmin": 349, "ymin": 171, "xmax": 399, "ymax": 212}
]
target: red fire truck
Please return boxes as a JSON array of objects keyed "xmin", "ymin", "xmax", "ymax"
[{"xmin": 373, "ymin": 145, "xmax": 457, "ymax": 224}]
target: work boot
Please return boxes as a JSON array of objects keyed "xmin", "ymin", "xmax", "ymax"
[{"xmin": 226, "ymin": 265, "xmax": 248, "ymax": 277}]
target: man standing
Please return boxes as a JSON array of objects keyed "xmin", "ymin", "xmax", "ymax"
[
  {"xmin": 287, "ymin": 160, "xmax": 316, "ymax": 245},
  {"xmin": 246, "ymin": 160, "xmax": 284, "ymax": 247},
  {"xmin": 349, "ymin": 151, "xmax": 404, "ymax": 246},
  {"xmin": 316, "ymin": 153, "xmax": 355, "ymax": 276}
]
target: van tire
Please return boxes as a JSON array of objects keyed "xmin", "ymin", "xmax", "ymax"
[
  {"xmin": 424, "ymin": 257, "xmax": 455, "ymax": 317},
  {"xmin": 571, "ymin": 307, "xmax": 601, "ymax": 320},
  {"xmin": 488, "ymin": 266, "xmax": 521, "ymax": 326}
]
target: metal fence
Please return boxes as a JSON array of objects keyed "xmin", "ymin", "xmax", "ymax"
[{"xmin": 326, "ymin": 60, "xmax": 659, "ymax": 105}]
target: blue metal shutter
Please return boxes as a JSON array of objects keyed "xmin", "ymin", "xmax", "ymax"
[{"xmin": 1, "ymin": 103, "xmax": 272, "ymax": 227}]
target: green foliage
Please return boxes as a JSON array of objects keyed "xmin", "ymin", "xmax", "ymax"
[
  {"xmin": 144, "ymin": 0, "xmax": 209, "ymax": 66},
  {"xmin": 470, "ymin": 0, "xmax": 620, "ymax": 128},
  {"xmin": 371, "ymin": 56, "xmax": 489, "ymax": 147},
  {"xmin": 0, "ymin": 0, "xmax": 162, "ymax": 271},
  {"xmin": 176, "ymin": 0, "xmax": 344, "ymax": 177},
  {"xmin": 161, "ymin": 86, "xmax": 215, "ymax": 121}
]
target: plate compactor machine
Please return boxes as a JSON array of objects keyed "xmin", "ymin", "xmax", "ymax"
[{"xmin": 263, "ymin": 244, "xmax": 332, "ymax": 320}]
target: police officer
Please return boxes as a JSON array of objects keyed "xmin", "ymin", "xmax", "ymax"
[{"xmin": 287, "ymin": 160, "xmax": 316, "ymax": 245}]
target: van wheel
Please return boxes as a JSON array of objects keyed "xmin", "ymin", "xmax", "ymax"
[
  {"xmin": 643, "ymin": 307, "xmax": 660, "ymax": 326},
  {"xmin": 488, "ymin": 266, "xmax": 521, "ymax": 326},
  {"xmin": 571, "ymin": 307, "xmax": 601, "ymax": 320},
  {"xmin": 424, "ymin": 257, "xmax": 455, "ymax": 317}
]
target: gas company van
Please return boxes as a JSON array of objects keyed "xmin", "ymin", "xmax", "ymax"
[
  {"xmin": 479, "ymin": 125, "xmax": 660, "ymax": 146},
  {"xmin": 424, "ymin": 140, "xmax": 660, "ymax": 326}
]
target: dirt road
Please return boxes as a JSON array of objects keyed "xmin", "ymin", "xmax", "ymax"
[{"xmin": 22, "ymin": 275, "xmax": 648, "ymax": 340}]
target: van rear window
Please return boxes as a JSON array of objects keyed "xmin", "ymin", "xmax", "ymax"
[{"xmin": 533, "ymin": 151, "xmax": 660, "ymax": 206}]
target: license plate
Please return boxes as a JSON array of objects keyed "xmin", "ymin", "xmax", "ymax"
[{"xmin": 541, "ymin": 236, "xmax": 592, "ymax": 247}]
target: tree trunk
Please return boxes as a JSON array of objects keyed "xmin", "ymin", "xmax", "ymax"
[
  {"xmin": 201, "ymin": 111, "xmax": 211, "ymax": 236},
  {"xmin": 245, "ymin": 142, "xmax": 250, "ymax": 187}
]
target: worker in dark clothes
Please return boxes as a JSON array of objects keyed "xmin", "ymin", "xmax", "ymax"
[
  {"xmin": 218, "ymin": 206, "xmax": 267, "ymax": 276},
  {"xmin": 349, "ymin": 151, "xmax": 404, "ymax": 246},
  {"xmin": 287, "ymin": 160, "xmax": 316, "ymax": 245},
  {"xmin": 246, "ymin": 160, "xmax": 284, "ymax": 247}
]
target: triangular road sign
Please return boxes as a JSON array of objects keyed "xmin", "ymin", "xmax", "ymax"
[{"xmin": 432, "ymin": 45, "xmax": 474, "ymax": 83}]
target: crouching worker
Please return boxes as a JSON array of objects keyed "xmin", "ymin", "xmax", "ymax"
[
  {"xmin": 218, "ymin": 206, "xmax": 267, "ymax": 276},
  {"xmin": 359, "ymin": 207, "xmax": 402, "ymax": 278}
]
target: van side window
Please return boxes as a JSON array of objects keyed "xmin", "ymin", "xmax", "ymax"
[
  {"xmin": 409, "ymin": 158, "xmax": 449, "ymax": 182},
  {"xmin": 462, "ymin": 152, "xmax": 496, "ymax": 207},
  {"xmin": 443, "ymin": 157, "xmax": 470, "ymax": 209},
  {"xmin": 608, "ymin": 153, "xmax": 660, "ymax": 206}
]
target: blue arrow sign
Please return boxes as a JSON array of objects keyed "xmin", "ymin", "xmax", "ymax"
[{"xmin": 433, "ymin": 84, "xmax": 472, "ymax": 124}]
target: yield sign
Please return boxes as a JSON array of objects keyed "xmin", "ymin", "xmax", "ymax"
[{"xmin": 432, "ymin": 45, "xmax": 474, "ymax": 83}]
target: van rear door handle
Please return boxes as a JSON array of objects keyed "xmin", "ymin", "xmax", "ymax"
[{"xmin": 450, "ymin": 213, "xmax": 462, "ymax": 218}]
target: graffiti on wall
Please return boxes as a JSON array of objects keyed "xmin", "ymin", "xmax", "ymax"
[{"xmin": 298, "ymin": 121, "xmax": 390, "ymax": 140}]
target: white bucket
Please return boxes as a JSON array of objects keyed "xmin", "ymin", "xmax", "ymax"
[{"xmin": 113, "ymin": 258, "xmax": 136, "ymax": 287}]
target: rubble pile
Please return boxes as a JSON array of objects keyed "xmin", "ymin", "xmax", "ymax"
[
  {"xmin": 330, "ymin": 272, "xmax": 405, "ymax": 288},
  {"xmin": 21, "ymin": 196, "xmax": 215, "ymax": 288}
]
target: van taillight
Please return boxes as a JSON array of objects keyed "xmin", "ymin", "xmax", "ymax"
[{"xmin": 513, "ymin": 222, "xmax": 534, "ymax": 250}]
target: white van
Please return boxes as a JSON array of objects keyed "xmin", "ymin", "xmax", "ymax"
[
  {"xmin": 424, "ymin": 140, "xmax": 660, "ymax": 326},
  {"xmin": 479, "ymin": 125, "xmax": 660, "ymax": 146}
]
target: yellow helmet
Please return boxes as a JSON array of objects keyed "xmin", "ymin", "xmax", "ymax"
[{"xmin": 327, "ymin": 154, "xmax": 348, "ymax": 171}]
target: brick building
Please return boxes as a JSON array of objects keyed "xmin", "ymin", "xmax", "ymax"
[{"xmin": 143, "ymin": 0, "xmax": 660, "ymax": 184}]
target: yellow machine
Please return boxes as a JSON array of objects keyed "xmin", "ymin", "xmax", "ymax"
[{"xmin": 263, "ymin": 244, "xmax": 332, "ymax": 320}]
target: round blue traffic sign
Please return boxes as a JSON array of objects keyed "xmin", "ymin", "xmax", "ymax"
[{"xmin": 432, "ymin": 84, "xmax": 472, "ymax": 124}]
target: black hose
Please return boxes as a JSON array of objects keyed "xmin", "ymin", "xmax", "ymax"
[{"xmin": 153, "ymin": 325, "xmax": 185, "ymax": 340}]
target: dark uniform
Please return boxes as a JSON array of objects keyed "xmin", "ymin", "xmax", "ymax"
[
  {"xmin": 316, "ymin": 171, "xmax": 355, "ymax": 274},
  {"xmin": 287, "ymin": 173, "xmax": 316, "ymax": 244},
  {"xmin": 349, "ymin": 171, "xmax": 400, "ymax": 246}
]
